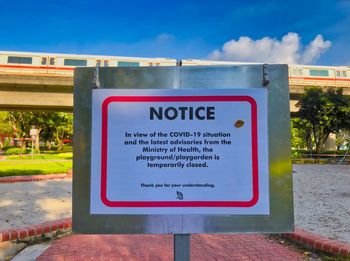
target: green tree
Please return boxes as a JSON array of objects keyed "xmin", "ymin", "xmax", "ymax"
[
  {"xmin": 291, "ymin": 118, "xmax": 310, "ymax": 150},
  {"xmin": 7, "ymin": 111, "xmax": 51, "ymax": 149},
  {"xmin": 6, "ymin": 112, "xmax": 73, "ymax": 151},
  {"xmin": 6, "ymin": 112, "xmax": 31, "ymax": 148},
  {"xmin": 297, "ymin": 87, "xmax": 350, "ymax": 155},
  {"xmin": 0, "ymin": 111, "xmax": 14, "ymax": 148},
  {"xmin": 0, "ymin": 112, "xmax": 12, "ymax": 135},
  {"xmin": 41, "ymin": 113, "xmax": 73, "ymax": 150}
]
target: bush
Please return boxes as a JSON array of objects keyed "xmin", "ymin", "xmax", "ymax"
[
  {"xmin": 291, "ymin": 150, "xmax": 300, "ymax": 159},
  {"xmin": 50, "ymin": 146, "xmax": 59, "ymax": 151},
  {"xmin": 5, "ymin": 148, "xmax": 26, "ymax": 155},
  {"xmin": 61, "ymin": 145, "xmax": 73, "ymax": 152},
  {"xmin": 5, "ymin": 147, "xmax": 41, "ymax": 155},
  {"xmin": 1, "ymin": 145, "xmax": 15, "ymax": 151},
  {"xmin": 25, "ymin": 148, "xmax": 40, "ymax": 154},
  {"xmin": 293, "ymin": 149, "xmax": 347, "ymax": 156}
]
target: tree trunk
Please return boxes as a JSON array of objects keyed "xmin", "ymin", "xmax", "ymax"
[
  {"xmin": 306, "ymin": 129, "xmax": 313, "ymax": 155},
  {"xmin": 55, "ymin": 132, "xmax": 63, "ymax": 151},
  {"xmin": 315, "ymin": 132, "xmax": 331, "ymax": 163},
  {"xmin": 20, "ymin": 138, "xmax": 25, "ymax": 149},
  {"xmin": 45, "ymin": 140, "xmax": 51, "ymax": 150}
]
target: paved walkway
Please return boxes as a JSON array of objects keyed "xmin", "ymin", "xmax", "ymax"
[{"xmin": 37, "ymin": 234, "xmax": 303, "ymax": 261}]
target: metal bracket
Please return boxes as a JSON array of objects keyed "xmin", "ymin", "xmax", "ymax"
[
  {"xmin": 262, "ymin": 64, "xmax": 270, "ymax": 87},
  {"xmin": 93, "ymin": 67, "xmax": 101, "ymax": 89}
]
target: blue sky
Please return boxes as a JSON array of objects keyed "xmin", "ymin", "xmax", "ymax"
[{"xmin": 1, "ymin": 0, "xmax": 349, "ymax": 65}]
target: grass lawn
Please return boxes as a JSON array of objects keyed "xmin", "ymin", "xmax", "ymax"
[{"xmin": 0, "ymin": 153, "xmax": 72, "ymax": 177}]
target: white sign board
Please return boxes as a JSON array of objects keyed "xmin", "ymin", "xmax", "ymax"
[
  {"xmin": 30, "ymin": 129, "xmax": 38, "ymax": 136},
  {"xmin": 90, "ymin": 89, "xmax": 269, "ymax": 215}
]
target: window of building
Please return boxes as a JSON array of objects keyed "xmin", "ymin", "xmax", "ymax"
[
  {"xmin": 64, "ymin": 59, "xmax": 87, "ymax": 66},
  {"xmin": 96, "ymin": 60, "xmax": 101, "ymax": 67},
  {"xmin": 309, "ymin": 69, "xmax": 329, "ymax": 77},
  {"xmin": 7, "ymin": 56, "xmax": 33, "ymax": 64},
  {"xmin": 118, "ymin": 61, "xmax": 140, "ymax": 67},
  {"xmin": 104, "ymin": 60, "xmax": 109, "ymax": 67},
  {"xmin": 41, "ymin": 57, "xmax": 47, "ymax": 65}
]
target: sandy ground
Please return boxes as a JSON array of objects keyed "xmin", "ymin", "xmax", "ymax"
[
  {"xmin": 0, "ymin": 164, "xmax": 349, "ymax": 244},
  {"xmin": 0, "ymin": 179, "xmax": 71, "ymax": 230},
  {"xmin": 293, "ymin": 164, "xmax": 350, "ymax": 244}
]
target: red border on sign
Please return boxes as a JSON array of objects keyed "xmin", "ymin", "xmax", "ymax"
[{"xmin": 100, "ymin": 96, "xmax": 259, "ymax": 208}]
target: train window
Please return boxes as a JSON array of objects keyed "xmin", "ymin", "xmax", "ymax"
[
  {"xmin": 64, "ymin": 59, "xmax": 87, "ymax": 66},
  {"xmin": 117, "ymin": 61, "xmax": 140, "ymax": 67},
  {"xmin": 309, "ymin": 69, "xmax": 329, "ymax": 77},
  {"xmin": 336, "ymin": 71, "xmax": 347, "ymax": 77},
  {"xmin": 41, "ymin": 57, "xmax": 47, "ymax": 65},
  {"xmin": 7, "ymin": 56, "xmax": 32, "ymax": 64},
  {"xmin": 104, "ymin": 60, "xmax": 109, "ymax": 67},
  {"xmin": 50, "ymin": 58, "xmax": 55, "ymax": 66},
  {"xmin": 96, "ymin": 60, "xmax": 101, "ymax": 67}
]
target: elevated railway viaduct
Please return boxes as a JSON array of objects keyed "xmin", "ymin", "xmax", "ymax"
[
  {"xmin": 0, "ymin": 69, "xmax": 349, "ymax": 112},
  {"xmin": 0, "ymin": 52, "xmax": 349, "ymax": 111}
]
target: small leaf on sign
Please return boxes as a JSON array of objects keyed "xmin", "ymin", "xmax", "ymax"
[{"xmin": 234, "ymin": 120, "xmax": 244, "ymax": 128}]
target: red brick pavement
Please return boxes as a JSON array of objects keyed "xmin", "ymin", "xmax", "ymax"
[{"xmin": 37, "ymin": 234, "xmax": 303, "ymax": 261}]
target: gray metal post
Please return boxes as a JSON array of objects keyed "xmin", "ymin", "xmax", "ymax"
[{"xmin": 174, "ymin": 234, "xmax": 190, "ymax": 261}]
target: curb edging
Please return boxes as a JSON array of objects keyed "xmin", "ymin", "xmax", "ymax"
[
  {"xmin": 0, "ymin": 174, "xmax": 71, "ymax": 183},
  {"xmin": 0, "ymin": 218, "xmax": 72, "ymax": 242},
  {"xmin": 282, "ymin": 227, "xmax": 350, "ymax": 256}
]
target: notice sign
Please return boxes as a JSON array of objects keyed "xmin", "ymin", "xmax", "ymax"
[{"xmin": 91, "ymin": 89, "xmax": 269, "ymax": 215}]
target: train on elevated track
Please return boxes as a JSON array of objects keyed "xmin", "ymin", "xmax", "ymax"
[{"xmin": 0, "ymin": 51, "xmax": 349, "ymax": 88}]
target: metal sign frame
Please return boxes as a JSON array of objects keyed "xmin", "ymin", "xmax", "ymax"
[{"xmin": 73, "ymin": 65, "xmax": 294, "ymax": 234}]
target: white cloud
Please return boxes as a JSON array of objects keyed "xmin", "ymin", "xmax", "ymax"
[
  {"xmin": 208, "ymin": 33, "xmax": 331, "ymax": 64},
  {"xmin": 301, "ymin": 35, "xmax": 332, "ymax": 64},
  {"xmin": 155, "ymin": 33, "xmax": 176, "ymax": 43}
]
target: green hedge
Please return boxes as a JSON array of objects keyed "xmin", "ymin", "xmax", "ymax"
[
  {"xmin": 1, "ymin": 145, "xmax": 15, "ymax": 151},
  {"xmin": 5, "ymin": 148, "xmax": 40, "ymax": 155},
  {"xmin": 40, "ymin": 145, "xmax": 73, "ymax": 152},
  {"xmin": 293, "ymin": 149, "xmax": 347, "ymax": 155},
  {"xmin": 61, "ymin": 145, "xmax": 73, "ymax": 152},
  {"xmin": 5, "ymin": 148, "xmax": 26, "ymax": 155}
]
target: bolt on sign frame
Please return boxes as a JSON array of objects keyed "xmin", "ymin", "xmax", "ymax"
[{"xmin": 73, "ymin": 65, "xmax": 293, "ymax": 234}]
